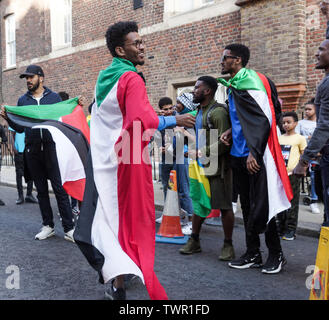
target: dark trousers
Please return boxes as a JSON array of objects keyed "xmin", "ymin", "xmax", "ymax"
[
  {"xmin": 320, "ymin": 153, "xmax": 329, "ymax": 226},
  {"xmin": 161, "ymin": 163, "xmax": 174, "ymax": 200},
  {"xmin": 231, "ymin": 156, "xmax": 282, "ymax": 255},
  {"xmin": 14, "ymin": 152, "xmax": 33, "ymax": 197},
  {"xmin": 25, "ymin": 141, "xmax": 74, "ymax": 232},
  {"xmin": 277, "ymin": 174, "xmax": 300, "ymax": 233}
]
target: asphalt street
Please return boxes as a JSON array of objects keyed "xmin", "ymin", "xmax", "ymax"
[{"xmin": 0, "ymin": 184, "xmax": 319, "ymax": 300}]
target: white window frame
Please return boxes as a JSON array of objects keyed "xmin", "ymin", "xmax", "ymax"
[
  {"xmin": 50, "ymin": 0, "xmax": 72, "ymax": 51},
  {"xmin": 5, "ymin": 13, "xmax": 16, "ymax": 68},
  {"xmin": 166, "ymin": 0, "xmax": 214, "ymax": 16}
]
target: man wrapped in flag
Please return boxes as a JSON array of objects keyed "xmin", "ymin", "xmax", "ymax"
[
  {"xmin": 73, "ymin": 21, "xmax": 195, "ymax": 300},
  {"xmin": 1, "ymin": 65, "xmax": 89, "ymax": 243},
  {"xmin": 218, "ymin": 44, "xmax": 293, "ymax": 274}
]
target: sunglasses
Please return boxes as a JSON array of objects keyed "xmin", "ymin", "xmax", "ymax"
[{"xmin": 220, "ymin": 55, "xmax": 240, "ymax": 62}]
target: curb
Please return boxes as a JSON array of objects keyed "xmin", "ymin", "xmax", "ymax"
[
  {"xmin": 155, "ymin": 202, "xmax": 321, "ymax": 239},
  {"xmin": 0, "ymin": 181, "xmax": 54, "ymax": 194}
]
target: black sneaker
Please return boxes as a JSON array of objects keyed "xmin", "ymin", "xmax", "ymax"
[
  {"xmin": 25, "ymin": 194, "xmax": 38, "ymax": 204},
  {"xmin": 282, "ymin": 230, "xmax": 295, "ymax": 241},
  {"xmin": 228, "ymin": 251, "xmax": 263, "ymax": 269},
  {"xmin": 104, "ymin": 281, "xmax": 126, "ymax": 300},
  {"xmin": 0, "ymin": 199, "xmax": 5, "ymax": 206},
  {"xmin": 16, "ymin": 196, "xmax": 24, "ymax": 205},
  {"xmin": 262, "ymin": 252, "xmax": 287, "ymax": 274}
]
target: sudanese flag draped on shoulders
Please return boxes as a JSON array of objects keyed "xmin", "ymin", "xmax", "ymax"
[
  {"xmin": 218, "ymin": 68, "xmax": 293, "ymax": 233},
  {"xmin": 73, "ymin": 57, "xmax": 168, "ymax": 300},
  {"xmin": 5, "ymin": 97, "xmax": 90, "ymax": 201}
]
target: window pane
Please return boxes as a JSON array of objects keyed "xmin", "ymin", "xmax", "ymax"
[{"xmin": 6, "ymin": 14, "xmax": 16, "ymax": 67}]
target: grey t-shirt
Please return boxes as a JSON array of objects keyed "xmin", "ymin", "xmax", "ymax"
[
  {"xmin": 302, "ymin": 73, "xmax": 329, "ymax": 161},
  {"xmin": 296, "ymin": 119, "xmax": 317, "ymax": 143}
]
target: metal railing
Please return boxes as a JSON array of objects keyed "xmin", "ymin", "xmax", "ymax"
[{"xmin": 1, "ymin": 127, "xmax": 15, "ymax": 167}]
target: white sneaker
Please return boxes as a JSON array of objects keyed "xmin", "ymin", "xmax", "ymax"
[
  {"xmin": 156, "ymin": 215, "xmax": 163, "ymax": 224},
  {"xmin": 181, "ymin": 222, "xmax": 192, "ymax": 236},
  {"xmin": 35, "ymin": 225, "xmax": 55, "ymax": 240},
  {"xmin": 64, "ymin": 229, "xmax": 75, "ymax": 243},
  {"xmin": 232, "ymin": 202, "xmax": 237, "ymax": 214},
  {"xmin": 310, "ymin": 203, "xmax": 320, "ymax": 214}
]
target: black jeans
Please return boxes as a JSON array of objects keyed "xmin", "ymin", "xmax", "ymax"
[
  {"xmin": 231, "ymin": 156, "xmax": 282, "ymax": 255},
  {"xmin": 25, "ymin": 140, "xmax": 74, "ymax": 232},
  {"xmin": 320, "ymin": 153, "xmax": 329, "ymax": 226},
  {"xmin": 14, "ymin": 152, "xmax": 33, "ymax": 197}
]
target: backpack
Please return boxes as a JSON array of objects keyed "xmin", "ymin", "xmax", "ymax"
[{"xmin": 206, "ymin": 101, "xmax": 229, "ymax": 129}]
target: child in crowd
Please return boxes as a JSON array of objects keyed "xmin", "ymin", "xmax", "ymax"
[
  {"xmin": 296, "ymin": 99, "xmax": 320, "ymax": 214},
  {"xmin": 278, "ymin": 111, "xmax": 307, "ymax": 240}
]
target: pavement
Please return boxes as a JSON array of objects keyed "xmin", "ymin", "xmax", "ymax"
[{"xmin": 0, "ymin": 165, "xmax": 324, "ymax": 238}]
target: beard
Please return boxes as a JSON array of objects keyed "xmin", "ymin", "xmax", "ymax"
[
  {"xmin": 27, "ymin": 79, "xmax": 40, "ymax": 92},
  {"xmin": 193, "ymin": 93, "xmax": 205, "ymax": 104}
]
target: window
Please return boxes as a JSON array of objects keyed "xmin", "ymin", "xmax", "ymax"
[
  {"xmin": 50, "ymin": 0, "xmax": 72, "ymax": 51},
  {"xmin": 168, "ymin": 0, "xmax": 214, "ymax": 15},
  {"xmin": 5, "ymin": 14, "xmax": 16, "ymax": 68}
]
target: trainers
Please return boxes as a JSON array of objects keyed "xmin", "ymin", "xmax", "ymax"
[
  {"xmin": 16, "ymin": 196, "xmax": 24, "ymax": 205},
  {"xmin": 35, "ymin": 225, "xmax": 55, "ymax": 240},
  {"xmin": 25, "ymin": 194, "xmax": 38, "ymax": 204},
  {"xmin": 262, "ymin": 252, "xmax": 287, "ymax": 274},
  {"xmin": 181, "ymin": 222, "xmax": 192, "ymax": 235},
  {"xmin": 0, "ymin": 199, "xmax": 5, "ymax": 206},
  {"xmin": 156, "ymin": 215, "xmax": 163, "ymax": 224},
  {"xmin": 282, "ymin": 230, "xmax": 295, "ymax": 241},
  {"xmin": 310, "ymin": 203, "xmax": 320, "ymax": 214},
  {"xmin": 72, "ymin": 206, "xmax": 80, "ymax": 215},
  {"xmin": 232, "ymin": 202, "xmax": 237, "ymax": 214},
  {"xmin": 179, "ymin": 237, "xmax": 201, "ymax": 255},
  {"xmin": 228, "ymin": 251, "xmax": 262, "ymax": 269},
  {"xmin": 104, "ymin": 280, "xmax": 126, "ymax": 300},
  {"xmin": 219, "ymin": 242, "xmax": 235, "ymax": 261},
  {"xmin": 64, "ymin": 229, "xmax": 75, "ymax": 243}
]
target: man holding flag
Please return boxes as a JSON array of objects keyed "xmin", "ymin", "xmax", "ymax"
[
  {"xmin": 219, "ymin": 44, "xmax": 292, "ymax": 274},
  {"xmin": 1, "ymin": 65, "xmax": 87, "ymax": 243},
  {"xmin": 73, "ymin": 21, "xmax": 195, "ymax": 300}
]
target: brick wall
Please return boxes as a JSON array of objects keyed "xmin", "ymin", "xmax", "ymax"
[
  {"xmin": 240, "ymin": 0, "xmax": 307, "ymax": 85},
  {"xmin": 302, "ymin": 0, "xmax": 328, "ymax": 108},
  {"xmin": 140, "ymin": 11, "xmax": 241, "ymax": 107}
]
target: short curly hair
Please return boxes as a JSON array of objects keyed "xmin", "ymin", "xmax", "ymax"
[{"xmin": 105, "ymin": 21, "xmax": 139, "ymax": 57}]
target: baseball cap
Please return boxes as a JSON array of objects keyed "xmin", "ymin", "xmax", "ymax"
[{"xmin": 19, "ymin": 65, "xmax": 44, "ymax": 78}]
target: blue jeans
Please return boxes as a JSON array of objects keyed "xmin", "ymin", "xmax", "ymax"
[
  {"xmin": 310, "ymin": 170, "xmax": 318, "ymax": 201},
  {"xmin": 320, "ymin": 153, "xmax": 329, "ymax": 226},
  {"xmin": 175, "ymin": 161, "xmax": 193, "ymax": 217}
]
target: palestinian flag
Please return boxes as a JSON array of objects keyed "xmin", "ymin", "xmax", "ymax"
[
  {"xmin": 218, "ymin": 68, "xmax": 293, "ymax": 233},
  {"xmin": 5, "ymin": 97, "xmax": 90, "ymax": 201},
  {"xmin": 74, "ymin": 57, "xmax": 168, "ymax": 300},
  {"xmin": 189, "ymin": 159, "xmax": 212, "ymax": 218}
]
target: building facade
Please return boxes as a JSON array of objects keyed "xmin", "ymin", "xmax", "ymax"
[{"xmin": 0, "ymin": 0, "xmax": 327, "ymax": 113}]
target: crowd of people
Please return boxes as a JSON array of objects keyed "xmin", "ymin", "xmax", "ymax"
[{"xmin": 0, "ymin": 1, "xmax": 329, "ymax": 301}]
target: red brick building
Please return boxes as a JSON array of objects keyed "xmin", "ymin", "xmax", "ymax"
[{"xmin": 0, "ymin": 0, "xmax": 327, "ymax": 113}]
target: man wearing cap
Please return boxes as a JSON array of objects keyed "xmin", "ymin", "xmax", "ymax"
[{"xmin": 7, "ymin": 65, "xmax": 75, "ymax": 242}]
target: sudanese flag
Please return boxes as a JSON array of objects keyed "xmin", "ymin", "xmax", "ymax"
[
  {"xmin": 218, "ymin": 68, "xmax": 293, "ymax": 234},
  {"xmin": 5, "ymin": 97, "xmax": 90, "ymax": 201}
]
